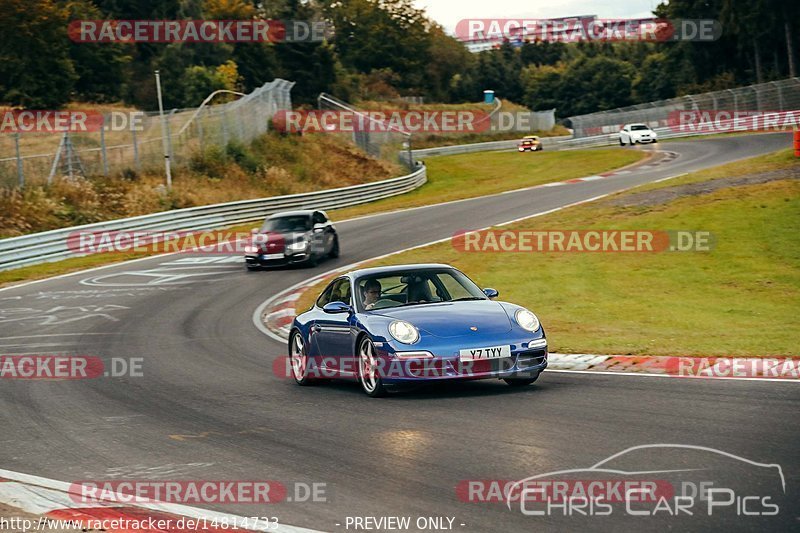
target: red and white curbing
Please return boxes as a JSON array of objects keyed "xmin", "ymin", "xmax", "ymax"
[
  {"xmin": 258, "ymin": 283, "xmax": 799, "ymax": 382},
  {"xmin": 552, "ymin": 150, "xmax": 677, "ymax": 186},
  {"xmin": 547, "ymin": 354, "xmax": 799, "ymax": 380},
  {"xmin": 0, "ymin": 469, "xmax": 322, "ymax": 533}
]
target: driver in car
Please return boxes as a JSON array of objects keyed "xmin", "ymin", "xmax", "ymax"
[{"xmin": 363, "ymin": 279, "xmax": 381, "ymax": 310}]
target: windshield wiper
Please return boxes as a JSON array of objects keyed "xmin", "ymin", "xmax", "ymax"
[{"xmin": 449, "ymin": 297, "xmax": 485, "ymax": 302}]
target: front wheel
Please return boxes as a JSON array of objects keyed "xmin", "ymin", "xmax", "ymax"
[
  {"xmin": 358, "ymin": 337, "xmax": 387, "ymax": 397},
  {"xmin": 290, "ymin": 332, "xmax": 317, "ymax": 385},
  {"xmin": 328, "ymin": 235, "xmax": 340, "ymax": 258}
]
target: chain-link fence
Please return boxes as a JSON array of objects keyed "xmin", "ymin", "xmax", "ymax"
[
  {"xmin": 317, "ymin": 93, "xmax": 414, "ymax": 169},
  {"xmin": 0, "ymin": 79, "xmax": 295, "ymax": 188},
  {"xmin": 568, "ymin": 78, "xmax": 800, "ymax": 137},
  {"xmin": 316, "ymin": 93, "xmax": 559, "ymax": 169}
]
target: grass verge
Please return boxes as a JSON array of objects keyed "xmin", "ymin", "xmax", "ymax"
[
  {"xmin": 297, "ymin": 149, "xmax": 800, "ymax": 356},
  {"xmin": 329, "ymin": 148, "xmax": 645, "ymax": 221}
]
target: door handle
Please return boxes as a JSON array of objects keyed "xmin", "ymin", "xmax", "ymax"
[{"xmin": 311, "ymin": 325, "xmax": 321, "ymax": 333}]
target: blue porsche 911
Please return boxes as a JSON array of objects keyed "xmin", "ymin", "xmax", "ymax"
[{"xmin": 288, "ymin": 264, "xmax": 547, "ymax": 397}]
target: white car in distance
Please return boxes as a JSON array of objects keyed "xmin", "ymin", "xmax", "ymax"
[{"xmin": 619, "ymin": 123, "xmax": 658, "ymax": 145}]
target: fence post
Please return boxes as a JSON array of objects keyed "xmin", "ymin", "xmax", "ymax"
[
  {"xmin": 771, "ymin": 81, "xmax": 784, "ymax": 110},
  {"xmin": 167, "ymin": 108, "xmax": 176, "ymax": 166},
  {"xmin": 14, "ymin": 132, "xmax": 24, "ymax": 187},
  {"xmin": 66, "ymin": 132, "xmax": 74, "ymax": 179},
  {"xmin": 197, "ymin": 111, "xmax": 204, "ymax": 154},
  {"xmin": 48, "ymin": 132, "xmax": 66, "ymax": 185},
  {"xmin": 132, "ymin": 126, "xmax": 140, "ymax": 171},
  {"xmin": 222, "ymin": 107, "xmax": 229, "ymax": 146},
  {"xmin": 100, "ymin": 114, "xmax": 109, "ymax": 176}
]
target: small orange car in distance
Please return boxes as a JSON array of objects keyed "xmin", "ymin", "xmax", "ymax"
[{"xmin": 518, "ymin": 135, "xmax": 543, "ymax": 152}]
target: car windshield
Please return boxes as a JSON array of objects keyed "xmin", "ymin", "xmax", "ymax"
[
  {"xmin": 355, "ymin": 268, "xmax": 487, "ymax": 312},
  {"xmin": 630, "ymin": 125, "xmax": 650, "ymax": 131},
  {"xmin": 260, "ymin": 215, "xmax": 311, "ymax": 232}
]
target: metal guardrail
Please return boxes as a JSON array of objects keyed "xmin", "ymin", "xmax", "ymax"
[
  {"xmin": 0, "ymin": 163, "xmax": 426, "ymax": 271},
  {"xmin": 412, "ymin": 135, "xmax": 571, "ymax": 158}
]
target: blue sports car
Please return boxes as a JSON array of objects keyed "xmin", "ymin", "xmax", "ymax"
[{"xmin": 288, "ymin": 264, "xmax": 547, "ymax": 397}]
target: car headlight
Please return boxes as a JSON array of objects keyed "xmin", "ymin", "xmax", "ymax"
[
  {"xmin": 389, "ymin": 320, "xmax": 420, "ymax": 344},
  {"xmin": 244, "ymin": 245, "xmax": 259, "ymax": 254},
  {"xmin": 286, "ymin": 239, "xmax": 309, "ymax": 252},
  {"xmin": 515, "ymin": 309, "xmax": 540, "ymax": 332}
]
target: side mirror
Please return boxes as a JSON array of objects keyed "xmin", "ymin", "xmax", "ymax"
[
  {"xmin": 322, "ymin": 301, "xmax": 352, "ymax": 314},
  {"xmin": 483, "ymin": 288, "xmax": 499, "ymax": 299}
]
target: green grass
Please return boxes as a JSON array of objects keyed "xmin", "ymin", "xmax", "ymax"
[
  {"xmin": 299, "ymin": 149, "xmax": 800, "ymax": 356},
  {"xmin": 635, "ymin": 147, "xmax": 797, "ymax": 191},
  {"xmin": 330, "ymin": 148, "xmax": 646, "ymax": 221}
]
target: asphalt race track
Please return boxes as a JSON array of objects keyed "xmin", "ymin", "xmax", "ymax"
[{"xmin": 1, "ymin": 133, "xmax": 797, "ymax": 532}]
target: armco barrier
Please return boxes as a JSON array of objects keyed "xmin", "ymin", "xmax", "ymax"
[
  {"xmin": 0, "ymin": 164, "xmax": 426, "ymax": 271},
  {"xmin": 412, "ymin": 135, "xmax": 570, "ymax": 158}
]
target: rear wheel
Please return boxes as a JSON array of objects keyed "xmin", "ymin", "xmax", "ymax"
[{"xmin": 358, "ymin": 337, "xmax": 387, "ymax": 397}]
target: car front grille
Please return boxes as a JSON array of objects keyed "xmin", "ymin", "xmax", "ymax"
[{"xmin": 516, "ymin": 348, "xmax": 547, "ymax": 368}]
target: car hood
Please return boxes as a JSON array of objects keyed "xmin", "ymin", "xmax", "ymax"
[{"xmin": 369, "ymin": 300, "xmax": 513, "ymax": 338}]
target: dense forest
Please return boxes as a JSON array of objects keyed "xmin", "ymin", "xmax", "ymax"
[{"xmin": 1, "ymin": 0, "xmax": 797, "ymax": 117}]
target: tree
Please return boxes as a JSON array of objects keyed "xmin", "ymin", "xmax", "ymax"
[
  {"xmin": 66, "ymin": 0, "xmax": 131, "ymax": 103},
  {"xmin": 522, "ymin": 64, "xmax": 565, "ymax": 111},
  {"xmin": 320, "ymin": 0, "xmax": 432, "ymax": 93},
  {"xmin": 559, "ymin": 56, "xmax": 635, "ymax": 116},
  {"xmin": 0, "ymin": 0, "xmax": 76, "ymax": 108}
]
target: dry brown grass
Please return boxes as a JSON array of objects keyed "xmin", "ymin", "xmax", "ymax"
[{"xmin": 0, "ymin": 132, "xmax": 399, "ymax": 237}]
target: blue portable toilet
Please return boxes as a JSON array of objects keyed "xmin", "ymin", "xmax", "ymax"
[{"xmin": 483, "ymin": 90, "xmax": 495, "ymax": 103}]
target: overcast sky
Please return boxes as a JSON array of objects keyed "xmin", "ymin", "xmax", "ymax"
[{"xmin": 413, "ymin": 0, "xmax": 663, "ymax": 33}]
